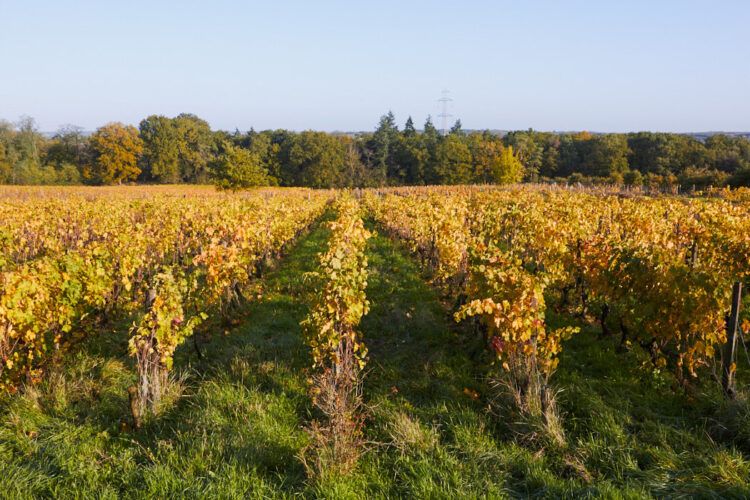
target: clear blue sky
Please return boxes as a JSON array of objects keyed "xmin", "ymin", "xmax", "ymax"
[{"xmin": 1, "ymin": 0, "xmax": 748, "ymax": 133}]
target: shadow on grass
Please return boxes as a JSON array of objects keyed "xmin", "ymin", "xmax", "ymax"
[
  {"xmin": 354, "ymin": 226, "xmax": 516, "ymax": 497},
  {"xmin": 360, "ymin": 225, "xmax": 484, "ymax": 413}
]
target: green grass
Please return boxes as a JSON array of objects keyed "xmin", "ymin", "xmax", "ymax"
[{"xmin": 1, "ymin": 220, "xmax": 749, "ymax": 498}]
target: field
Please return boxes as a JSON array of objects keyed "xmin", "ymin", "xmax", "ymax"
[{"xmin": 1, "ymin": 184, "xmax": 750, "ymax": 498}]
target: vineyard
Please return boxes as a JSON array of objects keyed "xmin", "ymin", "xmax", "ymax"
[{"xmin": 1, "ymin": 184, "xmax": 750, "ymax": 497}]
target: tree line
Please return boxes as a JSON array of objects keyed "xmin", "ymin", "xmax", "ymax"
[
  {"xmin": 1, "ymin": 113, "xmax": 749, "ymax": 188},
  {"xmin": 506, "ymin": 129, "xmax": 750, "ymax": 188}
]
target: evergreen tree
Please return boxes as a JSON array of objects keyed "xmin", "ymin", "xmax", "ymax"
[
  {"xmin": 421, "ymin": 115, "xmax": 441, "ymax": 183},
  {"xmin": 403, "ymin": 116, "xmax": 416, "ymax": 137},
  {"xmin": 423, "ymin": 115, "xmax": 439, "ymax": 139},
  {"xmin": 449, "ymin": 119, "xmax": 463, "ymax": 135},
  {"xmin": 368, "ymin": 111, "xmax": 400, "ymax": 183}
]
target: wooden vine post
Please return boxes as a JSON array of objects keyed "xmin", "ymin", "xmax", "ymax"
[{"xmin": 722, "ymin": 281, "xmax": 743, "ymax": 399}]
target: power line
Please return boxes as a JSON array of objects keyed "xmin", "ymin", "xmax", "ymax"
[{"xmin": 437, "ymin": 90, "xmax": 453, "ymax": 136}]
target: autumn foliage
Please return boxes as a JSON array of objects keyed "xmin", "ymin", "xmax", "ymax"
[
  {"xmin": 88, "ymin": 122, "xmax": 144, "ymax": 184},
  {"xmin": 301, "ymin": 194, "xmax": 371, "ymax": 476},
  {"xmin": 366, "ymin": 184, "xmax": 750, "ymax": 441},
  {"xmin": 0, "ymin": 187, "xmax": 329, "ymax": 406}
]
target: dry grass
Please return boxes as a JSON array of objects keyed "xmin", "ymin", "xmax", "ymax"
[
  {"xmin": 386, "ymin": 410, "xmax": 439, "ymax": 455},
  {"xmin": 300, "ymin": 365, "xmax": 365, "ymax": 479},
  {"xmin": 488, "ymin": 371, "xmax": 566, "ymax": 448}
]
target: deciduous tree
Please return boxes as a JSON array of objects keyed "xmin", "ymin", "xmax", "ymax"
[
  {"xmin": 89, "ymin": 122, "xmax": 143, "ymax": 184},
  {"xmin": 212, "ymin": 141, "xmax": 275, "ymax": 189},
  {"xmin": 139, "ymin": 115, "xmax": 180, "ymax": 183}
]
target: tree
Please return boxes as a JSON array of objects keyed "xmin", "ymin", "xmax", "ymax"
[
  {"xmin": 705, "ymin": 134, "xmax": 750, "ymax": 173},
  {"xmin": 627, "ymin": 132, "xmax": 703, "ymax": 175},
  {"xmin": 540, "ymin": 135, "xmax": 560, "ymax": 177},
  {"xmin": 14, "ymin": 116, "xmax": 42, "ymax": 168},
  {"xmin": 677, "ymin": 167, "xmax": 729, "ymax": 189},
  {"xmin": 0, "ymin": 140, "xmax": 10, "ymax": 183},
  {"xmin": 340, "ymin": 136, "xmax": 369, "ymax": 187},
  {"xmin": 623, "ymin": 169, "xmax": 644, "ymax": 186},
  {"xmin": 434, "ymin": 134, "xmax": 473, "ymax": 184},
  {"xmin": 173, "ymin": 114, "xmax": 213, "ymax": 182},
  {"xmin": 449, "ymin": 119, "xmax": 463, "ymax": 135},
  {"xmin": 287, "ymin": 131, "xmax": 346, "ymax": 188},
  {"xmin": 239, "ymin": 129, "xmax": 283, "ymax": 182},
  {"xmin": 0, "ymin": 121, "xmax": 16, "ymax": 183},
  {"xmin": 423, "ymin": 115, "xmax": 439, "ymax": 139},
  {"xmin": 729, "ymin": 167, "xmax": 750, "ymax": 187},
  {"xmin": 505, "ymin": 130, "xmax": 543, "ymax": 180},
  {"xmin": 88, "ymin": 123, "xmax": 143, "ymax": 184},
  {"xmin": 491, "ymin": 146, "xmax": 524, "ymax": 184},
  {"xmin": 468, "ymin": 133, "xmax": 524, "ymax": 184},
  {"xmin": 422, "ymin": 116, "xmax": 441, "ymax": 183},
  {"xmin": 557, "ymin": 135, "xmax": 581, "ymax": 177},
  {"xmin": 139, "ymin": 115, "xmax": 180, "ymax": 183},
  {"xmin": 212, "ymin": 141, "xmax": 275, "ymax": 189},
  {"xmin": 268, "ymin": 129, "xmax": 298, "ymax": 186},
  {"xmin": 580, "ymin": 134, "xmax": 630, "ymax": 177},
  {"xmin": 394, "ymin": 117, "xmax": 423, "ymax": 185},
  {"xmin": 468, "ymin": 132, "xmax": 498, "ymax": 183},
  {"xmin": 367, "ymin": 111, "xmax": 400, "ymax": 182},
  {"xmin": 8, "ymin": 116, "xmax": 46, "ymax": 183},
  {"xmin": 396, "ymin": 133, "xmax": 429, "ymax": 185},
  {"xmin": 403, "ymin": 116, "xmax": 416, "ymax": 137},
  {"xmin": 46, "ymin": 125, "xmax": 90, "ymax": 174}
]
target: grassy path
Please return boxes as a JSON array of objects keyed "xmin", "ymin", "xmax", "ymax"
[
  {"xmin": 1, "ymin": 216, "xmax": 750, "ymax": 498},
  {"xmin": 350, "ymin": 225, "xmax": 510, "ymax": 497}
]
